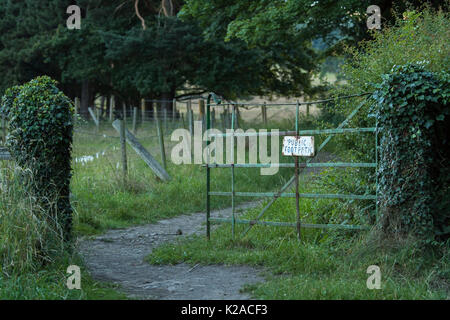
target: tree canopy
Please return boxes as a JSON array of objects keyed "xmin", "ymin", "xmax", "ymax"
[{"xmin": 0, "ymin": 0, "xmax": 445, "ymax": 105}]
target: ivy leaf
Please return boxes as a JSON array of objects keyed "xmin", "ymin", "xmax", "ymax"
[{"xmin": 424, "ymin": 120, "xmax": 434, "ymax": 128}]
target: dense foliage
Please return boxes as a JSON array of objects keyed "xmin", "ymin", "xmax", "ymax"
[
  {"xmin": 316, "ymin": 8, "xmax": 450, "ymax": 242},
  {"xmin": 373, "ymin": 63, "xmax": 449, "ymax": 242},
  {"xmin": 1, "ymin": 76, "xmax": 74, "ymax": 242},
  {"xmin": 2, "ymin": 0, "xmax": 440, "ymax": 106}
]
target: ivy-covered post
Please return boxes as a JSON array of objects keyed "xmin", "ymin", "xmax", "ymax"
[
  {"xmin": 373, "ymin": 63, "xmax": 449, "ymax": 242},
  {"xmin": 1, "ymin": 76, "xmax": 74, "ymax": 242}
]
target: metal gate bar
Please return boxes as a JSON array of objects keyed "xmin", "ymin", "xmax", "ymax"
[
  {"xmin": 205, "ymin": 162, "xmax": 377, "ymax": 168},
  {"xmin": 208, "ymin": 127, "xmax": 376, "ymax": 137},
  {"xmin": 208, "ymin": 192, "xmax": 377, "ymax": 200},
  {"xmin": 209, "ymin": 217, "xmax": 369, "ymax": 230}
]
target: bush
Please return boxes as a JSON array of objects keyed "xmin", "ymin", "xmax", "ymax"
[
  {"xmin": 324, "ymin": 7, "xmax": 449, "ymax": 134},
  {"xmin": 372, "ymin": 63, "xmax": 449, "ymax": 242},
  {"xmin": 1, "ymin": 76, "xmax": 74, "ymax": 242}
]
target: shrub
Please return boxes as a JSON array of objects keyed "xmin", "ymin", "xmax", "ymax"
[
  {"xmin": 323, "ymin": 7, "xmax": 449, "ymax": 134},
  {"xmin": 372, "ymin": 63, "xmax": 449, "ymax": 242},
  {"xmin": 1, "ymin": 76, "xmax": 74, "ymax": 242}
]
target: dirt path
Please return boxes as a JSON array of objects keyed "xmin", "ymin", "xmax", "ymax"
[
  {"xmin": 78, "ymin": 202, "xmax": 265, "ymax": 300},
  {"xmin": 78, "ymin": 151, "xmax": 338, "ymax": 299}
]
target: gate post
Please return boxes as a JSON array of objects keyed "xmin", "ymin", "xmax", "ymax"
[
  {"xmin": 206, "ymin": 95, "xmax": 211, "ymax": 240},
  {"xmin": 295, "ymin": 101, "xmax": 301, "ymax": 240},
  {"xmin": 206, "ymin": 93, "xmax": 221, "ymax": 240}
]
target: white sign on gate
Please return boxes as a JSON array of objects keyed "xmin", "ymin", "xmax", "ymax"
[{"xmin": 282, "ymin": 136, "xmax": 314, "ymax": 157}]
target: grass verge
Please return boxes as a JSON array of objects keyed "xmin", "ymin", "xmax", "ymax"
[{"xmin": 146, "ymin": 171, "xmax": 449, "ymax": 299}]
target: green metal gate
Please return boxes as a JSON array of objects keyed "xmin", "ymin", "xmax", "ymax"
[{"xmin": 205, "ymin": 92, "xmax": 377, "ymax": 240}]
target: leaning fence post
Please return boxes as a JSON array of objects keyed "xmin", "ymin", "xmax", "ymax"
[
  {"xmin": 119, "ymin": 118, "xmax": 128, "ymax": 183},
  {"xmin": 155, "ymin": 105, "xmax": 167, "ymax": 170},
  {"xmin": 88, "ymin": 107, "xmax": 99, "ymax": 132}
]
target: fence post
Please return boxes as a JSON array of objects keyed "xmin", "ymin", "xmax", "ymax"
[
  {"xmin": 109, "ymin": 96, "xmax": 114, "ymax": 122},
  {"xmin": 96, "ymin": 107, "xmax": 100, "ymax": 128},
  {"xmin": 188, "ymin": 100, "xmax": 193, "ymax": 138},
  {"xmin": 74, "ymin": 97, "xmax": 80, "ymax": 116},
  {"xmin": 199, "ymin": 99, "xmax": 205, "ymax": 129},
  {"xmin": 132, "ymin": 107, "xmax": 138, "ymax": 134},
  {"xmin": 295, "ymin": 101, "xmax": 301, "ymax": 241},
  {"xmin": 172, "ymin": 98, "xmax": 177, "ymax": 124},
  {"xmin": 155, "ymin": 105, "xmax": 167, "ymax": 170},
  {"xmin": 122, "ymin": 102, "xmax": 127, "ymax": 122},
  {"xmin": 211, "ymin": 108, "xmax": 215, "ymax": 129},
  {"xmin": 262, "ymin": 102, "xmax": 267, "ymax": 126},
  {"xmin": 231, "ymin": 106, "xmax": 236, "ymax": 239},
  {"xmin": 206, "ymin": 94, "xmax": 212, "ymax": 240},
  {"xmin": 141, "ymin": 99, "xmax": 146, "ymax": 123},
  {"xmin": 120, "ymin": 119, "xmax": 128, "ymax": 183},
  {"xmin": 100, "ymin": 96, "xmax": 106, "ymax": 118},
  {"xmin": 221, "ymin": 109, "xmax": 226, "ymax": 130},
  {"xmin": 74, "ymin": 97, "xmax": 80, "ymax": 124},
  {"xmin": 306, "ymin": 104, "xmax": 310, "ymax": 117},
  {"xmin": 181, "ymin": 112, "xmax": 185, "ymax": 129},
  {"xmin": 164, "ymin": 107, "xmax": 168, "ymax": 131}
]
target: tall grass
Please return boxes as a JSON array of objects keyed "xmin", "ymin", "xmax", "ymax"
[
  {"xmin": 0, "ymin": 162, "xmax": 127, "ymax": 299},
  {"xmin": 0, "ymin": 163, "xmax": 65, "ymax": 275}
]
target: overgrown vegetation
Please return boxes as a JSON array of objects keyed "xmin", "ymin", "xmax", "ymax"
[
  {"xmin": 0, "ymin": 77, "xmax": 128, "ymax": 299},
  {"xmin": 2, "ymin": 76, "xmax": 74, "ymax": 242},
  {"xmin": 0, "ymin": 161, "xmax": 127, "ymax": 299},
  {"xmin": 373, "ymin": 63, "xmax": 449, "ymax": 242}
]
